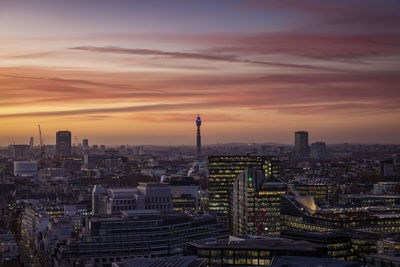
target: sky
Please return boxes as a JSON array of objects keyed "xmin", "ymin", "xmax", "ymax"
[{"xmin": 1, "ymin": 0, "xmax": 400, "ymax": 146}]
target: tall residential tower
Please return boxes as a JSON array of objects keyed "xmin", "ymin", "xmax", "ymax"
[
  {"xmin": 196, "ymin": 114, "xmax": 201, "ymax": 158},
  {"xmin": 295, "ymin": 131, "xmax": 309, "ymax": 158},
  {"xmin": 56, "ymin": 131, "xmax": 72, "ymax": 157}
]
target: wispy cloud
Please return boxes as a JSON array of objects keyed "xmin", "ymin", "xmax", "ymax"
[{"xmin": 70, "ymin": 45, "xmax": 343, "ymax": 71}]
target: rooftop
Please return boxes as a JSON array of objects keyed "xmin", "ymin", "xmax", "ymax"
[
  {"xmin": 188, "ymin": 237, "xmax": 323, "ymax": 252},
  {"xmin": 271, "ymin": 256, "xmax": 360, "ymax": 267},
  {"xmin": 121, "ymin": 256, "xmax": 205, "ymax": 267}
]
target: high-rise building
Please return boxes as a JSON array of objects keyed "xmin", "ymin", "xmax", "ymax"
[
  {"xmin": 82, "ymin": 139, "xmax": 89, "ymax": 148},
  {"xmin": 56, "ymin": 131, "xmax": 71, "ymax": 157},
  {"xmin": 196, "ymin": 114, "xmax": 202, "ymax": 158},
  {"xmin": 294, "ymin": 131, "xmax": 309, "ymax": 158},
  {"xmin": 231, "ymin": 168, "xmax": 287, "ymax": 236},
  {"xmin": 29, "ymin": 137, "xmax": 34, "ymax": 148},
  {"xmin": 310, "ymin": 142, "xmax": 326, "ymax": 159},
  {"xmin": 208, "ymin": 156, "xmax": 280, "ymax": 215}
]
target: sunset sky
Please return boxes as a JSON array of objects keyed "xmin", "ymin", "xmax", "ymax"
[{"xmin": 1, "ymin": 0, "xmax": 400, "ymax": 146}]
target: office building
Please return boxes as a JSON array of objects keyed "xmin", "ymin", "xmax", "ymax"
[
  {"xmin": 231, "ymin": 168, "xmax": 287, "ymax": 236},
  {"xmin": 295, "ymin": 131, "xmax": 309, "ymax": 158},
  {"xmin": 118, "ymin": 256, "xmax": 206, "ymax": 267},
  {"xmin": 10, "ymin": 144, "xmax": 30, "ymax": 160},
  {"xmin": 56, "ymin": 131, "xmax": 71, "ymax": 157},
  {"xmin": 137, "ymin": 182, "xmax": 173, "ymax": 213},
  {"xmin": 169, "ymin": 177, "xmax": 202, "ymax": 212},
  {"xmin": 29, "ymin": 136, "xmax": 34, "ymax": 148},
  {"xmin": 0, "ymin": 229, "xmax": 19, "ymax": 266},
  {"xmin": 293, "ymin": 183, "xmax": 334, "ymax": 205},
  {"xmin": 106, "ymin": 187, "xmax": 145, "ymax": 215},
  {"xmin": 282, "ymin": 231, "xmax": 380, "ymax": 262},
  {"xmin": 208, "ymin": 156, "xmax": 279, "ymax": 215},
  {"xmin": 48, "ymin": 211, "xmax": 228, "ymax": 266},
  {"xmin": 92, "ymin": 183, "xmax": 172, "ymax": 216},
  {"xmin": 14, "ymin": 161, "xmax": 38, "ymax": 177},
  {"xmin": 310, "ymin": 142, "xmax": 326, "ymax": 159},
  {"xmin": 196, "ymin": 114, "xmax": 202, "ymax": 158},
  {"xmin": 365, "ymin": 236, "xmax": 400, "ymax": 266},
  {"xmin": 82, "ymin": 139, "xmax": 89, "ymax": 148},
  {"xmin": 280, "ymin": 195, "xmax": 400, "ymax": 233},
  {"xmin": 185, "ymin": 236, "xmax": 327, "ymax": 267},
  {"xmin": 272, "ymin": 256, "xmax": 360, "ymax": 267}
]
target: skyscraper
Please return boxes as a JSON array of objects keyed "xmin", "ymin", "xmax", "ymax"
[
  {"xmin": 208, "ymin": 156, "xmax": 280, "ymax": 215},
  {"xmin": 83, "ymin": 139, "xmax": 89, "ymax": 148},
  {"xmin": 295, "ymin": 131, "xmax": 309, "ymax": 158},
  {"xmin": 231, "ymin": 168, "xmax": 286, "ymax": 236},
  {"xmin": 29, "ymin": 137, "xmax": 34, "ymax": 148},
  {"xmin": 56, "ymin": 131, "xmax": 71, "ymax": 157},
  {"xmin": 196, "ymin": 114, "xmax": 202, "ymax": 158}
]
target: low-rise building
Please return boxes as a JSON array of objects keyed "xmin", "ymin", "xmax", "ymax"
[{"xmin": 48, "ymin": 210, "xmax": 228, "ymax": 266}]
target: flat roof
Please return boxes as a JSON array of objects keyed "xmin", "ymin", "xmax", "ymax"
[
  {"xmin": 271, "ymin": 256, "xmax": 360, "ymax": 267},
  {"xmin": 188, "ymin": 238, "xmax": 323, "ymax": 252}
]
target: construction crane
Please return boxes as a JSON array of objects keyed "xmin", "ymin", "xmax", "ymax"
[{"xmin": 38, "ymin": 124, "xmax": 45, "ymax": 167}]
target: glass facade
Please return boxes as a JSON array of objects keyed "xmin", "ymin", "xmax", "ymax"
[
  {"xmin": 208, "ymin": 156, "xmax": 279, "ymax": 215},
  {"xmin": 231, "ymin": 168, "xmax": 286, "ymax": 236}
]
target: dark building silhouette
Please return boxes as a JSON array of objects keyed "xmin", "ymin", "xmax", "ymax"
[
  {"xmin": 295, "ymin": 131, "xmax": 309, "ymax": 158},
  {"xmin": 56, "ymin": 131, "xmax": 71, "ymax": 157}
]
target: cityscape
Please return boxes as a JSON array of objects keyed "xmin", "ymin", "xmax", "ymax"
[{"xmin": 1, "ymin": 1, "xmax": 400, "ymax": 267}]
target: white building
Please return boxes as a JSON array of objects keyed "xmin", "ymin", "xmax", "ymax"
[{"xmin": 14, "ymin": 161, "xmax": 38, "ymax": 177}]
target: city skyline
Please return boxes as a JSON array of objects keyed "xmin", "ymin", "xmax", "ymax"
[{"xmin": 1, "ymin": 0, "xmax": 400, "ymax": 145}]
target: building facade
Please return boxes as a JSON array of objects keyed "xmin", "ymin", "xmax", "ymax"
[
  {"xmin": 295, "ymin": 131, "xmax": 309, "ymax": 158},
  {"xmin": 48, "ymin": 211, "xmax": 229, "ymax": 266},
  {"xmin": 56, "ymin": 131, "xmax": 72, "ymax": 157},
  {"xmin": 310, "ymin": 142, "xmax": 327, "ymax": 159},
  {"xmin": 208, "ymin": 156, "xmax": 280, "ymax": 215},
  {"xmin": 231, "ymin": 168, "xmax": 287, "ymax": 236}
]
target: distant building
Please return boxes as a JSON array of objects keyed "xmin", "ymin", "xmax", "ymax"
[
  {"xmin": 10, "ymin": 144, "xmax": 30, "ymax": 160},
  {"xmin": 82, "ymin": 139, "xmax": 89, "ymax": 148},
  {"xmin": 231, "ymin": 168, "xmax": 287, "ymax": 236},
  {"xmin": 14, "ymin": 161, "xmax": 38, "ymax": 177},
  {"xmin": 56, "ymin": 131, "xmax": 71, "ymax": 157},
  {"xmin": 29, "ymin": 136, "xmax": 34, "ymax": 148},
  {"xmin": 106, "ymin": 187, "xmax": 145, "ymax": 215},
  {"xmin": 0, "ymin": 183, "xmax": 15, "ymax": 220},
  {"xmin": 295, "ymin": 131, "xmax": 309, "ymax": 158},
  {"xmin": 380, "ymin": 159, "xmax": 395, "ymax": 176},
  {"xmin": 310, "ymin": 142, "xmax": 326, "ymax": 159},
  {"xmin": 92, "ymin": 185, "xmax": 108, "ymax": 216}
]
